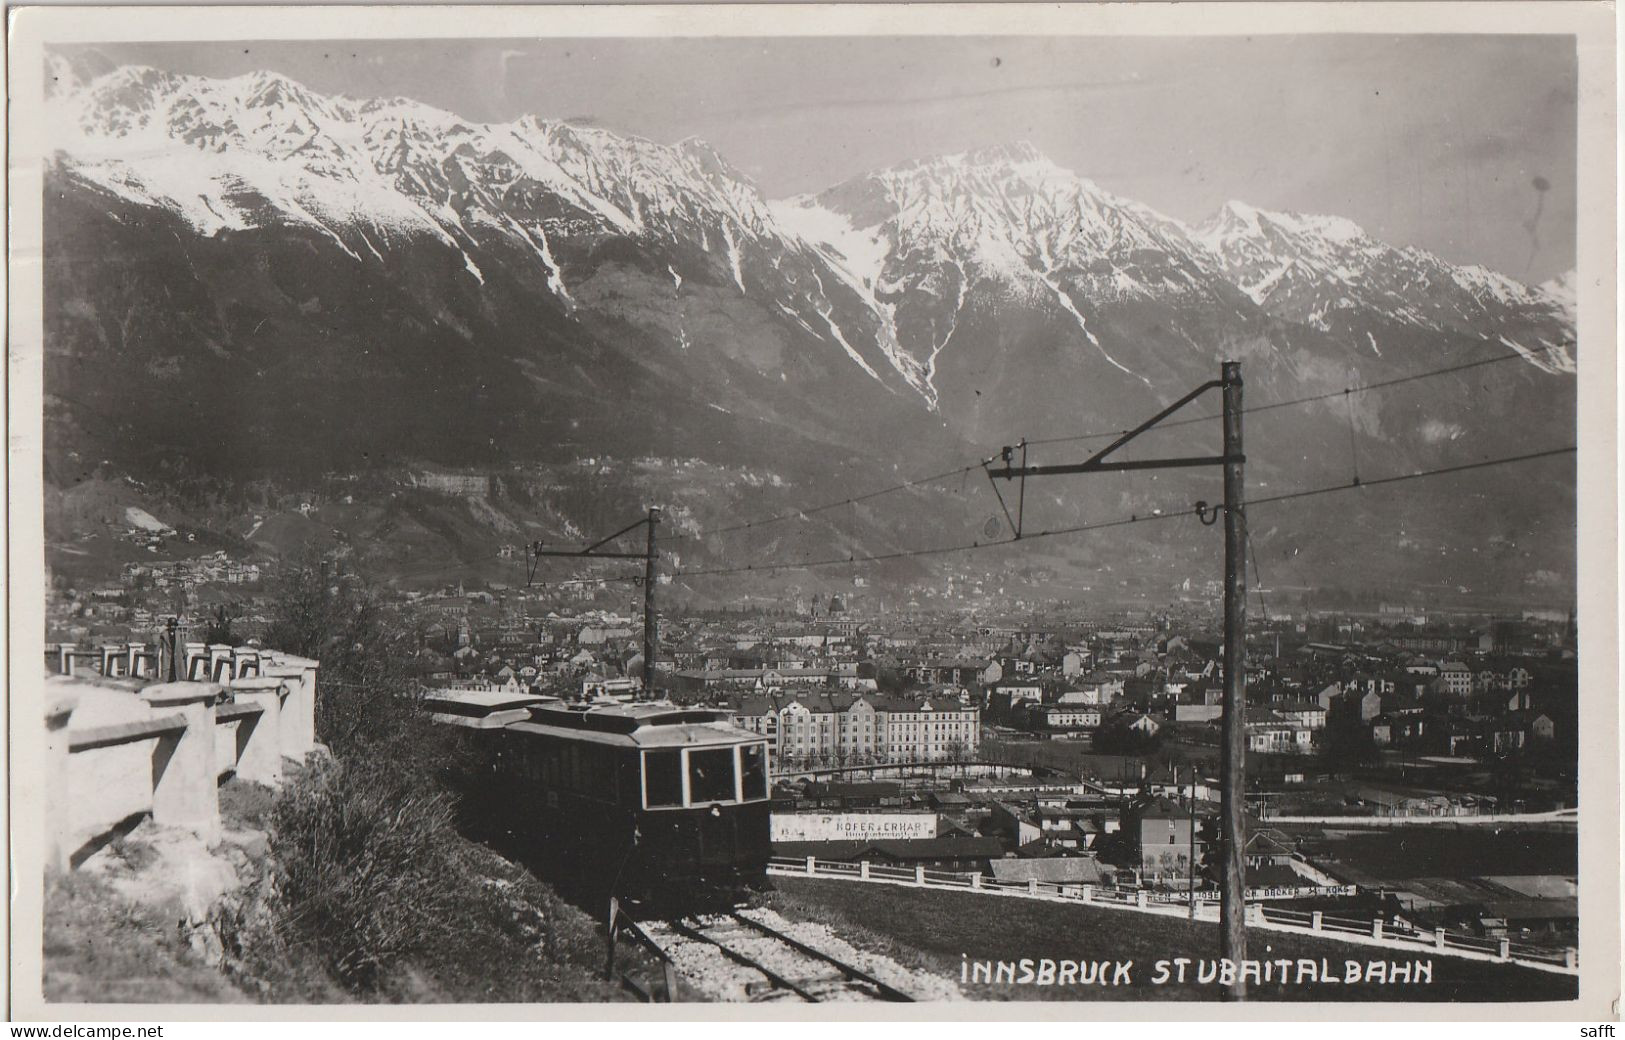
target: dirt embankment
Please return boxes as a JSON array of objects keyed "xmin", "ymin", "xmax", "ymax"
[{"xmin": 43, "ymin": 774, "xmax": 645, "ymax": 1005}]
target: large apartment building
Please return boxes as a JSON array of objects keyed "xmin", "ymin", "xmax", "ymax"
[{"xmin": 727, "ymin": 690, "xmax": 980, "ymax": 767}]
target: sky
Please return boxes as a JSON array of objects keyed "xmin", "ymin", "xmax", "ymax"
[{"xmin": 72, "ymin": 35, "xmax": 1577, "ymax": 284}]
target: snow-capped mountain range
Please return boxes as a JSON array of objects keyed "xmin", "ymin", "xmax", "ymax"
[
  {"xmin": 41, "ymin": 57, "xmax": 1578, "ymax": 598},
  {"xmin": 46, "ymin": 58, "xmax": 1574, "ymax": 407}
]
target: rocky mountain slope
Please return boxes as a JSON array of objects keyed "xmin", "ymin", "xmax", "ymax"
[{"xmin": 40, "ymin": 57, "xmax": 1578, "ymax": 600}]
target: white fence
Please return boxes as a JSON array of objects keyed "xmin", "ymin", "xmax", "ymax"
[
  {"xmin": 1261, "ymin": 809, "xmax": 1578, "ymax": 826},
  {"xmin": 767, "ymin": 856, "xmax": 1577, "ymax": 977},
  {"xmin": 1144, "ymin": 883, "xmax": 1359, "ymax": 904}
]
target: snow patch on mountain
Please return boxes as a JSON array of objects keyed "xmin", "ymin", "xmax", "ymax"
[
  {"xmin": 770, "ymin": 199, "xmax": 891, "ymax": 293},
  {"xmin": 1195, "ymin": 198, "xmax": 1574, "ymax": 369},
  {"xmin": 1538, "ymin": 269, "xmax": 1577, "ymax": 322},
  {"xmin": 773, "ymin": 202, "xmax": 935, "ymax": 404},
  {"xmin": 722, "ymin": 225, "xmax": 747, "ymax": 293},
  {"xmin": 805, "ymin": 270, "xmax": 886, "ymax": 385},
  {"xmin": 922, "ymin": 260, "xmax": 971, "ymax": 393},
  {"xmin": 124, "ymin": 506, "xmax": 173, "ymax": 534},
  {"xmin": 1498, "ymin": 335, "xmax": 1577, "ymax": 376},
  {"xmin": 510, "ymin": 216, "xmax": 571, "ymax": 302}
]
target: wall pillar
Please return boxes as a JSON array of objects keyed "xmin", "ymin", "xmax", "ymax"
[
  {"xmin": 141, "ymin": 683, "xmax": 222, "ymax": 844},
  {"xmin": 1136, "ymin": 890, "xmax": 1149, "ymax": 909},
  {"xmin": 294, "ymin": 663, "xmax": 319, "ymax": 754},
  {"xmin": 265, "ymin": 662, "xmax": 317, "ymax": 761},
  {"xmin": 805, "ymin": 855, "xmax": 816, "ymax": 876},
  {"xmin": 914, "ymin": 864, "xmax": 925, "ymax": 886},
  {"xmin": 182, "ymin": 643, "xmax": 208, "ymax": 681},
  {"xmin": 971, "ymin": 873, "xmax": 983, "ymax": 890},
  {"xmin": 229, "ymin": 678, "xmax": 286, "ymax": 786},
  {"xmin": 45, "ymin": 695, "xmax": 77, "ymax": 874},
  {"xmin": 1027, "ymin": 878, "xmax": 1039, "ymax": 896},
  {"xmin": 208, "ymin": 645, "xmax": 234, "ymax": 682},
  {"xmin": 1497, "ymin": 938, "xmax": 1511, "ymax": 961},
  {"xmin": 1434, "ymin": 927, "xmax": 1447, "ymax": 948},
  {"xmin": 859, "ymin": 861, "xmax": 870, "ymax": 880},
  {"xmin": 1371, "ymin": 918, "xmax": 1384, "ymax": 939}
]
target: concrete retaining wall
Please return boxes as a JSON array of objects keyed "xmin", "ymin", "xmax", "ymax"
[
  {"xmin": 45, "ymin": 648, "xmax": 319, "ymax": 872},
  {"xmin": 67, "ymin": 731, "xmax": 163, "ymax": 855}
]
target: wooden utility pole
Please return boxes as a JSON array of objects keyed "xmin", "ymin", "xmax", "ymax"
[
  {"xmin": 528, "ymin": 507, "xmax": 662, "ymax": 700},
  {"xmin": 1189, "ymin": 763, "xmax": 1199, "ymax": 920},
  {"xmin": 1220, "ymin": 360, "xmax": 1249, "ymax": 998},
  {"xmin": 642, "ymin": 506, "xmax": 661, "ymax": 698},
  {"xmin": 605, "ymin": 896, "xmax": 620, "ymax": 980},
  {"xmin": 987, "ymin": 361, "xmax": 1250, "ymax": 998}
]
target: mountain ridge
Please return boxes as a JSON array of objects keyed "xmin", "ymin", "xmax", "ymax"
[
  {"xmin": 40, "ymin": 58, "xmax": 1579, "ymax": 601},
  {"xmin": 46, "ymin": 59, "xmax": 1574, "ymax": 401}
]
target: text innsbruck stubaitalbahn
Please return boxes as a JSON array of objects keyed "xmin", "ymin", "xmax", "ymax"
[{"xmin": 961, "ymin": 954, "xmax": 1438, "ymax": 988}]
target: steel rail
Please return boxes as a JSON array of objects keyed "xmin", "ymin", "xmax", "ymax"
[
  {"xmin": 727, "ymin": 912, "xmax": 914, "ymax": 1001},
  {"xmin": 667, "ymin": 918, "xmax": 828, "ymax": 1001}
]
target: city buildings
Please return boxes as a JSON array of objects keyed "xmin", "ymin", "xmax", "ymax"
[{"xmin": 726, "ymin": 689, "xmax": 980, "ymax": 767}]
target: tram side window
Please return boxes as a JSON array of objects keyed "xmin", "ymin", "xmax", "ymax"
[
  {"xmin": 689, "ymin": 747, "xmax": 735, "ymax": 805},
  {"xmin": 645, "ymin": 750, "xmax": 684, "ymax": 808},
  {"xmin": 740, "ymin": 744, "xmax": 768, "ymax": 801}
]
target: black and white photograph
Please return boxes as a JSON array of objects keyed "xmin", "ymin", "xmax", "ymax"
[{"xmin": 6, "ymin": 2, "xmax": 1619, "ymax": 1021}]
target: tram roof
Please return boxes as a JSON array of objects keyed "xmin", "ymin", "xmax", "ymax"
[
  {"xmin": 504, "ymin": 717, "xmax": 760, "ymax": 749},
  {"xmin": 510, "ymin": 699, "xmax": 759, "ymax": 749},
  {"xmin": 421, "ymin": 689, "xmax": 557, "ymax": 728},
  {"xmin": 423, "ymin": 688, "xmax": 557, "ymax": 711},
  {"xmin": 525, "ymin": 698, "xmax": 735, "ymax": 731},
  {"xmin": 424, "ymin": 691, "xmax": 760, "ymax": 745}
]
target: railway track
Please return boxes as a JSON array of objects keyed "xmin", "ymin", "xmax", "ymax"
[{"xmin": 639, "ymin": 911, "xmax": 916, "ymax": 1002}]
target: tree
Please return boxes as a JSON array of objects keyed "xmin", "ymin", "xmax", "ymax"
[
  {"xmin": 1094, "ymin": 719, "xmax": 1162, "ymax": 756},
  {"xmin": 262, "ymin": 552, "xmax": 441, "ymax": 769},
  {"xmin": 203, "ymin": 603, "xmax": 243, "ymax": 646},
  {"xmin": 1317, "ymin": 708, "xmax": 1377, "ymax": 771}
]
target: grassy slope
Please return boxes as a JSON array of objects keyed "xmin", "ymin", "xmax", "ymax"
[
  {"xmin": 766, "ymin": 878, "xmax": 1577, "ymax": 1003},
  {"xmin": 43, "ymin": 874, "xmax": 251, "ymax": 1005},
  {"xmin": 42, "ymin": 778, "xmax": 644, "ymax": 1005}
]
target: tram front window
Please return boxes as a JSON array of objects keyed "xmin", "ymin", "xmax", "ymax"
[
  {"xmin": 645, "ymin": 750, "xmax": 683, "ymax": 807},
  {"xmin": 740, "ymin": 744, "xmax": 768, "ymax": 801},
  {"xmin": 688, "ymin": 747, "xmax": 736, "ymax": 804}
]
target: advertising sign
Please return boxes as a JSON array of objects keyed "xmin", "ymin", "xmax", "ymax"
[{"xmin": 771, "ymin": 812, "xmax": 940, "ymax": 842}]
